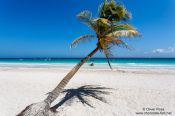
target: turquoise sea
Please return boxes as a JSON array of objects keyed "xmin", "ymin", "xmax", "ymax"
[
  {"xmin": 0, "ymin": 58, "xmax": 175, "ymax": 70},
  {"xmin": 0, "ymin": 58, "xmax": 175, "ymax": 65}
]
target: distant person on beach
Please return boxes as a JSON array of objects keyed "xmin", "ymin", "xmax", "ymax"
[{"xmin": 89, "ymin": 62, "xmax": 94, "ymax": 66}]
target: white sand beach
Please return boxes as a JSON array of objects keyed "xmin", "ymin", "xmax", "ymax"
[{"xmin": 0, "ymin": 64, "xmax": 175, "ymax": 116}]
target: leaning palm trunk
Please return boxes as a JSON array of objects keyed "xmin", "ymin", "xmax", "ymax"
[
  {"xmin": 18, "ymin": 46, "xmax": 99, "ymax": 116},
  {"xmin": 44, "ymin": 46, "xmax": 99, "ymax": 105}
]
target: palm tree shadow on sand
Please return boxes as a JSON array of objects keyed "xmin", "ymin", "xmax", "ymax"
[{"xmin": 50, "ymin": 85, "xmax": 112, "ymax": 112}]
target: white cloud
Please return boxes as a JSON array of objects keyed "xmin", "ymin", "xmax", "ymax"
[{"xmin": 152, "ymin": 47, "xmax": 175, "ymax": 54}]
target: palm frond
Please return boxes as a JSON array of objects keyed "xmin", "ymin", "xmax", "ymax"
[
  {"xmin": 103, "ymin": 47, "xmax": 113, "ymax": 69},
  {"xmin": 93, "ymin": 18, "xmax": 111, "ymax": 26},
  {"xmin": 108, "ymin": 37, "xmax": 131, "ymax": 49},
  {"xmin": 71, "ymin": 34, "xmax": 95, "ymax": 48},
  {"xmin": 92, "ymin": 18, "xmax": 111, "ymax": 34},
  {"xmin": 104, "ymin": 53, "xmax": 112, "ymax": 69},
  {"xmin": 77, "ymin": 10, "xmax": 92, "ymax": 23},
  {"xmin": 107, "ymin": 29, "xmax": 139, "ymax": 38},
  {"xmin": 103, "ymin": 24, "xmax": 136, "ymax": 36},
  {"xmin": 112, "ymin": 24, "xmax": 136, "ymax": 30},
  {"xmin": 98, "ymin": 0, "xmax": 131, "ymax": 22},
  {"xmin": 98, "ymin": 38, "xmax": 113, "ymax": 69}
]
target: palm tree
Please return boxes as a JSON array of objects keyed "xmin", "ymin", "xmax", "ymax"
[{"xmin": 18, "ymin": 0, "xmax": 139, "ymax": 115}]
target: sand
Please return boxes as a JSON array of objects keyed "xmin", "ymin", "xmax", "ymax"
[{"xmin": 0, "ymin": 65, "xmax": 175, "ymax": 116}]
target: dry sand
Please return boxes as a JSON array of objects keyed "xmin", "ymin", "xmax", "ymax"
[{"xmin": 0, "ymin": 66, "xmax": 175, "ymax": 116}]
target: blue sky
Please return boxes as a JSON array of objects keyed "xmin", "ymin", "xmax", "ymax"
[{"xmin": 0, "ymin": 0, "xmax": 175, "ymax": 58}]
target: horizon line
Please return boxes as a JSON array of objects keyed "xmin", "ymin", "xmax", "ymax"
[{"xmin": 0, "ymin": 57, "xmax": 175, "ymax": 59}]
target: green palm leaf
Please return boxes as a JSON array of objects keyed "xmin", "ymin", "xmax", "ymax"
[
  {"xmin": 109, "ymin": 37, "xmax": 131, "ymax": 49},
  {"xmin": 98, "ymin": 38, "xmax": 113, "ymax": 69},
  {"xmin": 99, "ymin": 0, "xmax": 131, "ymax": 22},
  {"xmin": 112, "ymin": 24, "xmax": 136, "ymax": 30},
  {"xmin": 71, "ymin": 34, "xmax": 96, "ymax": 48},
  {"xmin": 104, "ymin": 51, "xmax": 112, "ymax": 69},
  {"xmin": 77, "ymin": 10, "xmax": 92, "ymax": 23},
  {"xmin": 103, "ymin": 24, "xmax": 136, "ymax": 36},
  {"xmin": 107, "ymin": 29, "xmax": 139, "ymax": 38}
]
